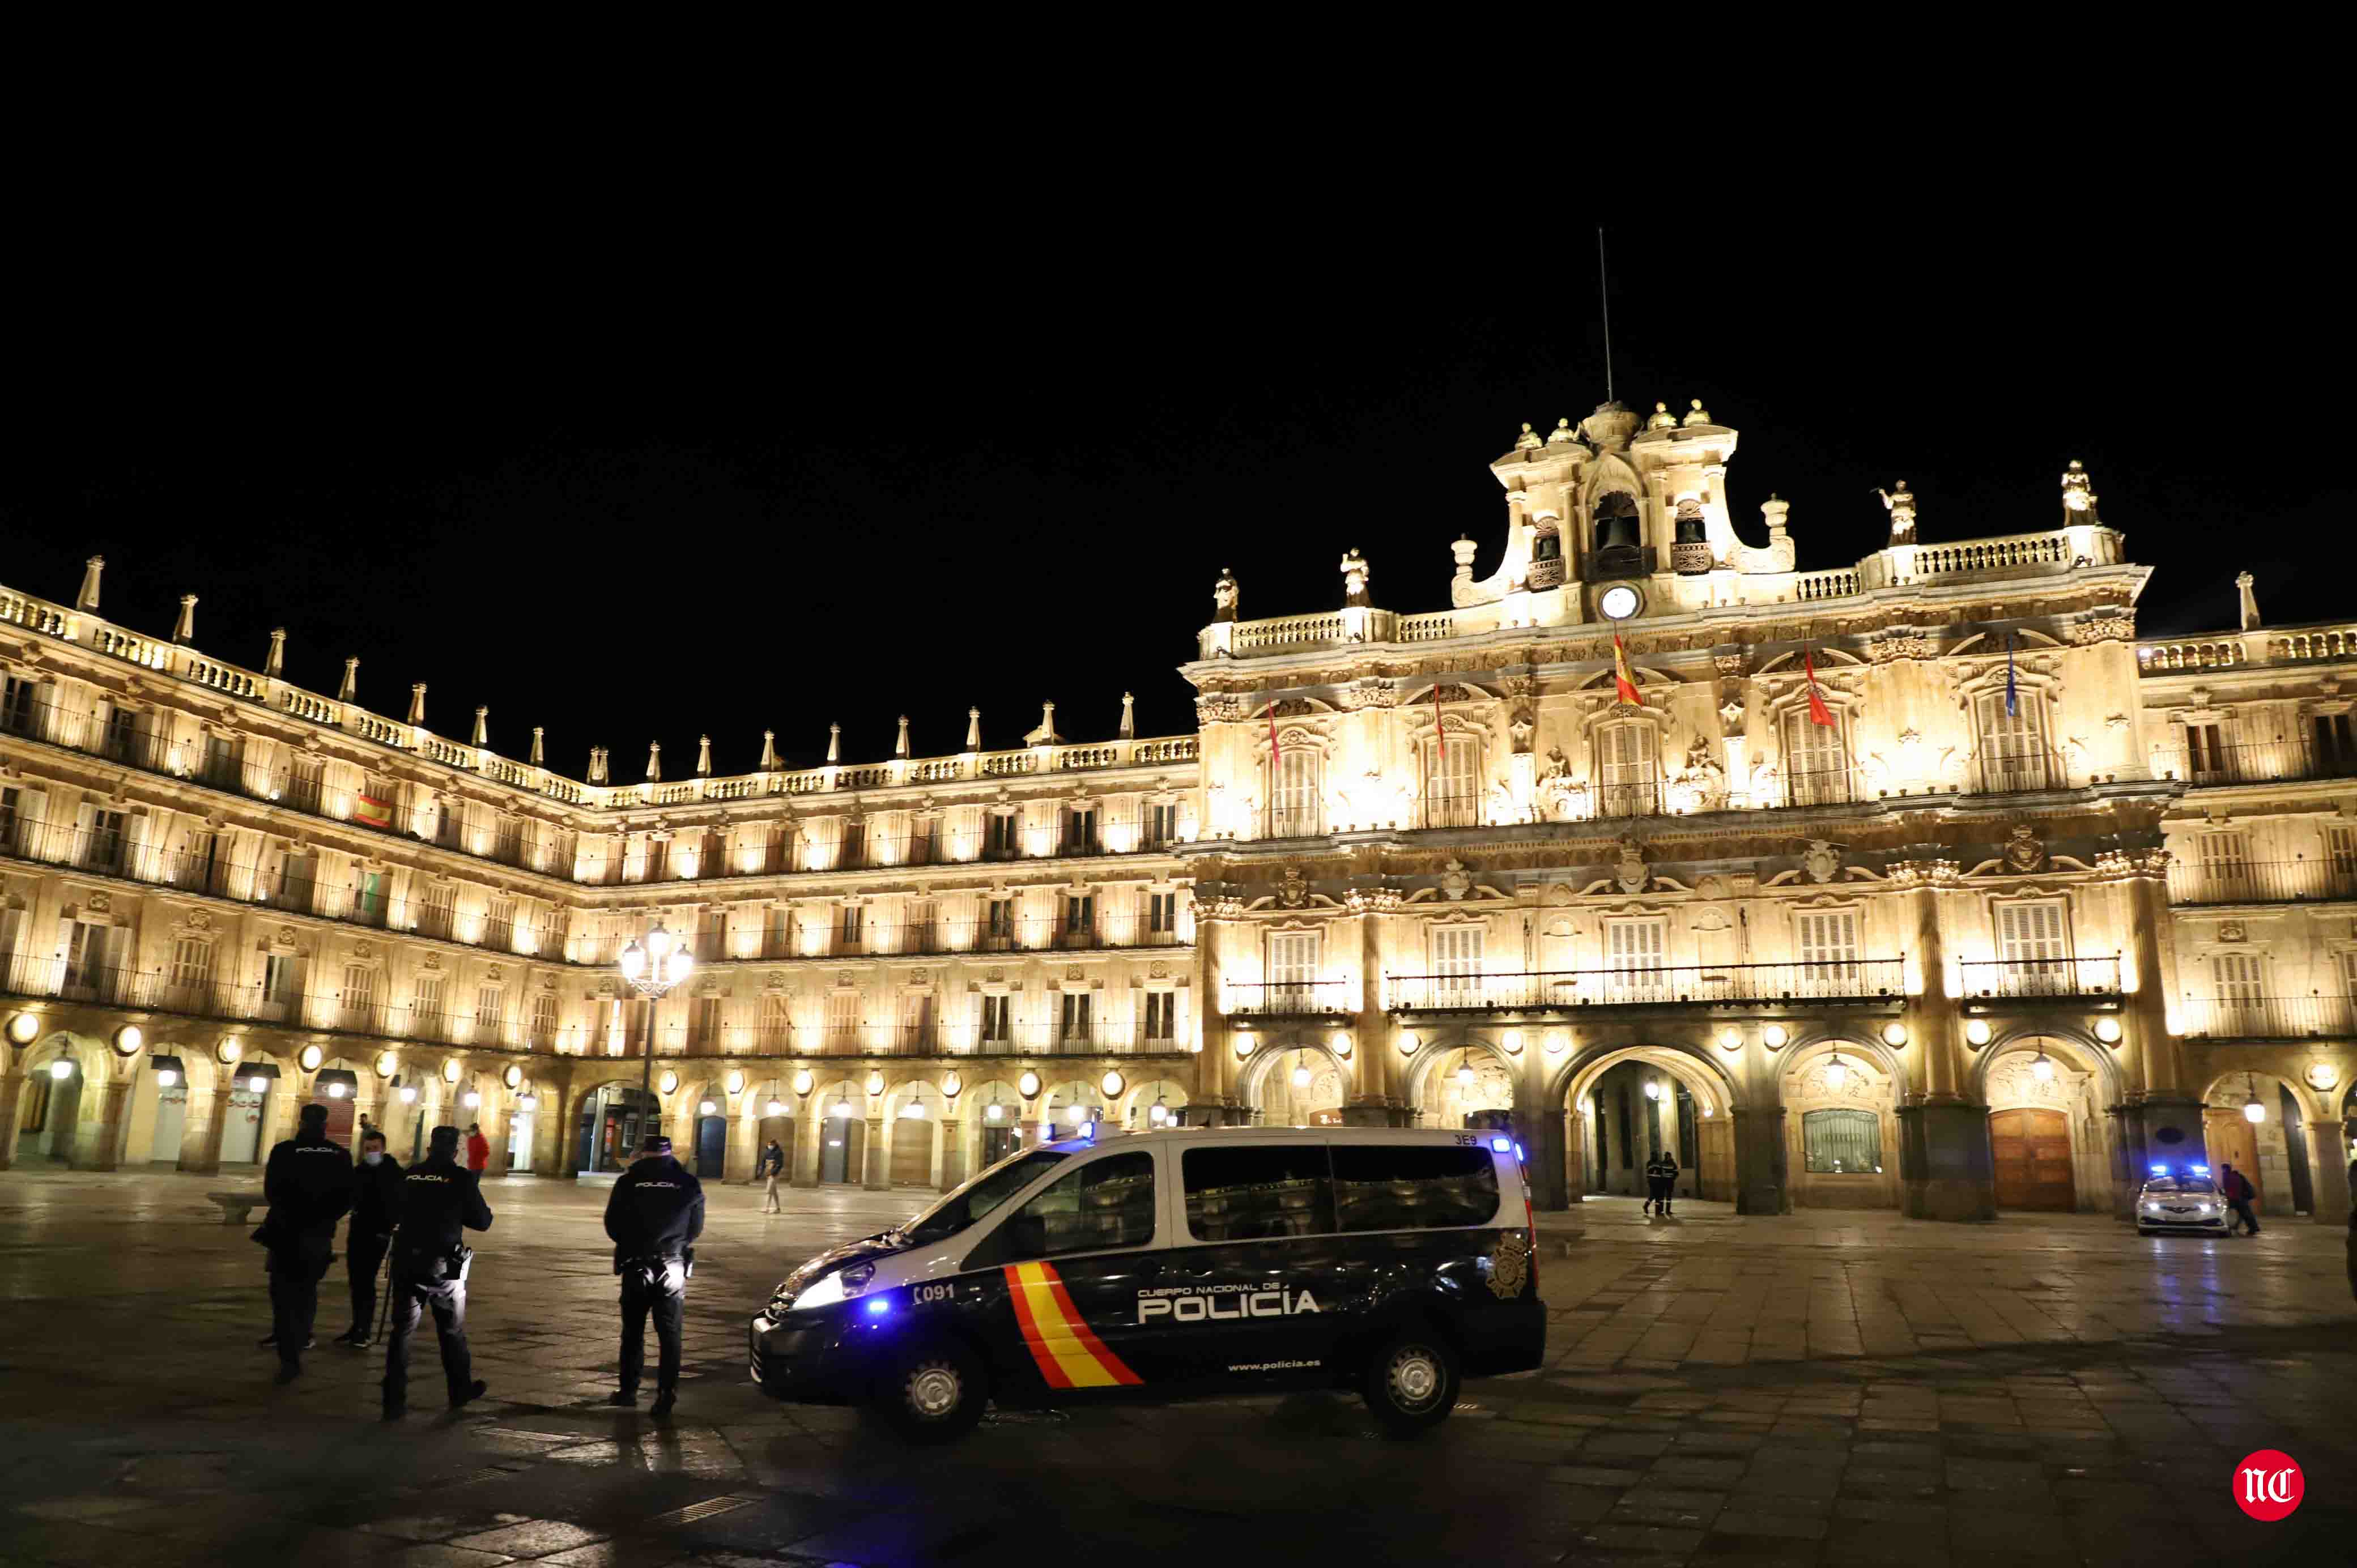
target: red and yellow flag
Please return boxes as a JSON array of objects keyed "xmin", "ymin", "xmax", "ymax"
[
  {"xmin": 1003, "ymin": 1260, "xmax": 1141, "ymax": 1389},
  {"xmin": 1803, "ymin": 649, "xmax": 1836, "ymax": 727},
  {"xmin": 1611, "ymin": 633, "xmax": 1641, "ymax": 706},
  {"xmin": 354, "ymin": 794, "xmax": 393, "ymax": 829}
]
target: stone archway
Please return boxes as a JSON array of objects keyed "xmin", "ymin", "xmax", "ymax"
[
  {"xmin": 1781, "ymin": 1038, "xmax": 1901, "ymax": 1210},
  {"xmin": 882, "ymin": 1079, "xmax": 946, "ymax": 1188},
  {"xmin": 1240, "ymin": 1042, "xmax": 1350, "ymax": 1127},
  {"xmin": 2202, "ymin": 1069, "xmax": 2330, "ymax": 1220},
  {"xmin": 1404, "ymin": 1039, "xmax": 1517, "ymax": 1131},
  {"xmin": 1974, "ymin": 1035, "xmax": 2121, "ymax": 1215},
  {"xmin": 1552, "ymin": 1043, "xmax": 1743, "ymax": 1209}
]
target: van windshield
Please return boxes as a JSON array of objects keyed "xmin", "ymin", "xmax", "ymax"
[{"xmin": 898, "ymin": 1148, "xmax": 1070, "ymax": 1246}]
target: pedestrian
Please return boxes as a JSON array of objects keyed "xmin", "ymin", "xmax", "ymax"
[
  {"xmin": 336, "ymin": 1127, "xmax": 403, "ymax": 1348},
  {"xmin": 382, "ymin": 1125, "xmax": 493, "ymax": 1420},
  {"xmin": 1646, "ymin": 1149, "xmax": 1680, "ymax": 1217},
  {"xmin": 758, "ymin": 1136, "xmax": 786, "ymax": 1214},
  {"xmin": 604, "ymin": 1132, "xmax": 705, "ymax": 1417},
  {"xmin": 465, "ymin": 1122, "xmax": 491, "ymax": 1174},
  {"xmin": 256, "ymin": 1102, "xmax": 354, "ymax": 1384},
  {"xmin": 2220, "ymin": 1161, "xmax": 2261, "ymax": 1236}
]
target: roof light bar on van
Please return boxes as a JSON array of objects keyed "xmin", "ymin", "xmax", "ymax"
[
  {"xmin": 1491, "ymin": 1137, "xmax": 1512, "ymax": 1153},
  {"xmin": 2149, "ymin": 1164, "xmax": 2168, "ymax": 1177}
]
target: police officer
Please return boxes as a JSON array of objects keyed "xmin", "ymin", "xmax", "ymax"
[
  {"xmin": 1645, "ymin": 1149, "xmax": 1680, "ymax": 1217},
  {"xmin": 603, "ymin": 1132, "xmax": 705, "ymax": 1416},
  {"xmin": 257, "ymin": 1102, "xmax": 354, "ymax": 1383},
  {"xmin": 382, "ymin": 1124, "xmax": 493, "ymax": 1420},
  {"xmin": 336, "ymin": 1128, "xmax": 403, "ymax": 1347}
]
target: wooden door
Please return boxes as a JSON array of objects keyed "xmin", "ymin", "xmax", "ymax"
[
  {"xmin": 1697, "ymin": 1118, "xmax": 1737, "ymax": 1200},
  {"xmin": 2202, "ymin": 1111, "xmax": 2262, "ymax": 1205},
  {"xmin": 889, "ymin": 1119, "xmax": 933, "ymax": 1186},
  {"xmin": 1989, "ymin": 1109, "xmax": 2075, "ymax": 1210}
]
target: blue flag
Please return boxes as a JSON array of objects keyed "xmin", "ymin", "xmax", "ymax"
[{"xmin": 2005, "ymin": 632, "xmax": 2018, "ymax": 718}]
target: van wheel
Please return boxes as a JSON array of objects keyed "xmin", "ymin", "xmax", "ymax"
[
  {"xmin": 875, "ymin": 1339, "xmax": 987, "ymax": 1444},
  {"xmin": 1362, "ymin": 1328, "xmax": 1460, "ymax": 1435}
]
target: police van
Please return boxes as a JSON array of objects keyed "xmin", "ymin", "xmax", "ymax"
[{"xmin": 749, "ymin": 1125, "xmax": 1545, "ymax": 1442}]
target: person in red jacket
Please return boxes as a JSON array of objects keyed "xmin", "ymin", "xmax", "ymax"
[
  {"xmin": 2219, "ymin": 1161, "xmax": 2261, "ymax": 1236},
  {"xmin": 465, "ymin": 1123, "xmax": 491, "ymax": 1174}
]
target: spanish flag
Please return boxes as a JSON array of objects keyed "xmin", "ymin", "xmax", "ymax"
[
  {"xmin": 1612, "ymin": 633, "xmax": 1640, "ymax": 706},
  {"xmin": 354, "ymin": 794, "xmax": 393, "ymax": 829},
  {"xmin": 1003, "ymin": 1260, "xmax": 1141, "ymax": 1388},
  {"xmin": 1804, "ymin": 649, "xmax": 1836, "ymax": 727}
]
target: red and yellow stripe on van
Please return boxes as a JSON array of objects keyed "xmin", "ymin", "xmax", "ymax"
[{"xmin": 1002, "ymin": 1262, "xmax": 1141, "ymax": 1388}]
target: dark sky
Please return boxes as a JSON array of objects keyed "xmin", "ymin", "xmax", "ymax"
[{"xmin": 3, "ymin": 199, "xmax": 2341, "ymax": 785}]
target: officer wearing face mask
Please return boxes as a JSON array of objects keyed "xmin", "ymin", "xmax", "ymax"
[
  {"xmin": 603, "ymin": 1133, "xmax": 705, "ymax": 1416},
  {"xmin": 382, "ymin": 1124, "xmax": 492, "ymax": 1420},
  {"xmin": 335, "ymin": 1130, "xmax": 403, "ymax": 1348}
]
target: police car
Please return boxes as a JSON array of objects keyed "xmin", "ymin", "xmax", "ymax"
[
  {"xmin": 750, "ymin": 1125, "xmax": 1546, "ymax": 1442},
  {"xmin": 2135, "ymin": 1162, "xmax": 2230, "ymax": 1236}
]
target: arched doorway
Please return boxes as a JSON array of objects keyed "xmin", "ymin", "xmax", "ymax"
[
  {"xmin": 574, "ymin": 1083, "xmax": 659, "ymax": 1175},
  {"xmin": 1554, "ymin": 1045, "xmax": 1738, "ymax": 1204},
  {"xmin": 14, "ymin": 1038, "xmax": 87, "ymax": 1164},
  {"xmin": 750, "ymin": 1080, "xmax": 797, "ymax": 1184},
  {"xmin": 1041, "ymin": 1080, "xmax": 1102, "ymax": 1140},
  {"xmin": 814, "ymin": 1080, "xmax": 865, "ymax": 1184},
  {"xmin": 1982, "ymin": 1037, "xmax": 2114, "ymax": 1213},
  {"xmin": 219, "ymin": 1051, "xmax": 282, "ymax": 1167},
  {"xmin": 1781, "ymin": 1040, "xmax": 1899, "ymax": 1210},
  {"xmin": 2203, "ymin": 1071, "xmax": 2322, "ymax": 1218},
  {"xmin": 886, "ymin": 1081, "xmax": 944, "ymax": 1187},
  {"xmin": 1121, "ymin": 1077, "xmax": 1190, "ymax": 1130},
  {"xmin": 1409, "ymin": 1042, "xmax": 1516, "ymax": 1131},
  {"xmin": 1245, "ymin": 1045, "xmax": 1347, "ymax": 1127},
  {"xmin": 124, "ymin": 1048, "xmax": 205, "ymax": 1167},
  {"xmin": 968, "ymin": 1079, "xmax": 1026, "ymax": 1168}
]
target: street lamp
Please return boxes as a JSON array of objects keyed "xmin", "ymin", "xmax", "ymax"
[
  {"xmin": 2243, "ymin": 1072, "xmax": 2266, "ymax": 1124},
  {"xmin": 618, "ymin": 920, "xmax": 695, "ymax": 1120}
]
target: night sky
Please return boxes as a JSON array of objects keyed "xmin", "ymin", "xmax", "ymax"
[{"xmin": 3, "ymin": 210, "xmax": 2338, "ymax": 785}]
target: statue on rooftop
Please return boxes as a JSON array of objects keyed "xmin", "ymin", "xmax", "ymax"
[
  {"xmin": 1212, "ymin": 568, "xmax": 1239, "ymax": 622},
  {"xmin": 1874, "ymin": 480, "xmax": 1917, "ymax": 544}
]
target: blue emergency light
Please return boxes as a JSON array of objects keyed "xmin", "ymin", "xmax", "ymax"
[
  {"xmin": 2190, "ymin": 1164, "xmax": 2211, "ymax": 1176},
  {"xmin": 2149, "ymin": 1163, "xmax": 2168, "ymax": 1177},
  {"xmin": 1491, "ymin": 1137, "xmax": 1512, "ymax": 1153},
  {"xmin": 1514, "ymin": 1143, "xmax": 1526, "ymax": 1162},
  {"xmin": 864, "ymin": 1296, "xmax": 891, "ymax": 1318}
]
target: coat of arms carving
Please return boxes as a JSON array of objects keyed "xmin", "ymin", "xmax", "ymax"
[
  {"xmin": 1803, "ymin": 840, "xmax": 1840, "ymax": 884},
  {"xmin": 2003, "ymin": 824, "xmax": 2045, "ymax": 873}
]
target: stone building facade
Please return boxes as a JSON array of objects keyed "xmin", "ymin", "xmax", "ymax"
[{"xmin": 5, "ymin": 402, "xmax": 2352, "ymax": 1222}]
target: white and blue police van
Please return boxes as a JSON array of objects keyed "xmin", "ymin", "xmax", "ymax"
[{"xmin": 750, "ymin": 1125, "xmax": 1546, "ymax": 1442}]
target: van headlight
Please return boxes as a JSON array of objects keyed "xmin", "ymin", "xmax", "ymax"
[{"xmin": 789, "ymin": 1262, "xmax": 874, "ymax": 1311}]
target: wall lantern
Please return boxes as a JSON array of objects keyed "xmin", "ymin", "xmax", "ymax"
[
  {"xmin": 1643, "ymin": 1077, "xmax": 1662, "ymax": 1101},
  {"xmin": 1546, "ymin": 1030, "xmax": 1567, "ymax": 1055},
  {"xmin": 441, "ymin": 1058, "xmax": 462, "ymax": 1085},
  {"xmin": 866, "ymin": 1069, "xmax": 885, "ymax": 1097},
  {"xmin": 699, "ymin": 1099, "xmax": 718, "ymax": 1116},
  {"xmin": 1398, "ymin": 1030, "xmax": 1418, "ymax": 1056},
  {"xmin": 218, "ymin": 1036, "xmax": 244, "ymax": 1065},
  {"xmin": 503, "ymin": 1064, "xmax": 525, "ymax": 1090},
  {"xmin": 150, "ymin": 1055, "xmax": 186, "ymax": 1088},
  {"xmin": 1881, "ymin": 1022, "xmax": 1909, "ymax": 1048},
  {"xmin": 1717, "ymin": 1027, "xmax": 1742, "ymax": 1052},
  {"xmin": 1964, "ymin": 1019, "xmax": 1992, "ymax": 1046},
  {"xmin": 2092, "ymin": 1017, "xmax": 2122, "ymax": 1045},
  {"xmin": 110, "ymin": 1024, "xmax": 145, "ymax": 1056},
  {"xmin": 1019, "ymin": 1070, "xmax": 1041, "ymax": 1099},
  {"xmin": 1101, "ymin": 1070, "xmax": 1125, "ymax": 1098},
  {"xmin": 2030, "ymin": 1047, "xmax": 2056, "ymax": 1083},
  {"xmin": 1761, "ymin": 1025, "xmax": 1787, "ymax": 1050},
  {"xmin": 793, "ymin": 1068, "xmax": 814, "ymax": 1097},
  {"xmin": 375, "ymin": 1050, "xmax": 397, "ymax": 1077},
  {"xmin": 298, "ymin": 1043, "xmax": 324, "ymax": 1072},
  {"xmin": 725, "ymin": 1069, "xmax": 745, "ymax": 1096},
  {"xmin": 2305, "ymin": 1060, "xmax": 2338, "ymax": 1092},
  {"xmin": 5, "ymin": 1011, "xmax": 40, "ymax": 1046},
  {"xmin": 1501, "ymin": 1030, "xmax": 1522, "ymax": 1055},
  {"xmin": 942, "ymin": 1071, "xmax": 961, "ymax": 1098},
  {"xmin": 1329, "ymin": 1031, "xmax": 1352, "ymax": 1059},
  {"xmin": 658, "ymin": 1069, "xmax": 679, "ymax": 1096}
]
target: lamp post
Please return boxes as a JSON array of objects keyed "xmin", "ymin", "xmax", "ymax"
[{"xmin": 618, "ymin": 921, "xmax": 695, "ymax": 1133}]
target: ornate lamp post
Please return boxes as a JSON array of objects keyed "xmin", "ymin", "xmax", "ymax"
[{"xmin": 618, "ymin": 921, "xmax": 695, "ymax": 1117}]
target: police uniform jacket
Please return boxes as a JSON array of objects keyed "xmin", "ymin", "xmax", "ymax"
[
  {"xmin": 604, "ymin": 1155, "xmax": 706, "ymax": 1267},
  {"xmin": 393, "ymin": 1153, "xmax": 494, "ymax": 1261},
  {"xmin": 351, "ymin": 1152, "xmax": 405, "ymax": 1239},
  {"xmin": 262, "ymin": 1132, "xmax": 355, "ymax": 1242},
  {"xmin": 1647, "ymin": 1154, "xmax": 1679, "ymax": 1181}
]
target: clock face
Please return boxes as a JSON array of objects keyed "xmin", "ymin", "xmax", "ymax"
[{"xmin": 1598, "ymin": 585, "xmax": 1640, "ymax": 620}]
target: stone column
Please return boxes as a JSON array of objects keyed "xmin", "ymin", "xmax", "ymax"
[
  {"xmin": 937, "ymin": 1117, "xmax": 968, "ymax": 1192},
  {"xmin": 77, "ymin": 1076, "xmax": 132, "ymax": 1171},
  {"xmin": 794, "ymin": 1110, "xmax": 824, "ymax": 1186},
  {"xmin": 177, "ymin": 1088, "xmax": 222, "ymax": 1174},
  {"xmin": 2305, "ymin": 1119, "xmax": 2351, "ymax": 1225},
  {"xmin": 1730, "ymin": 1104, "xmax": 1788, "ymax": 1215},
  {"xmin": 0, "ymin": 1067, "xmax": 23, "ymax": 1173},
  {"xmin": 1894, "ymin": 870, "xmax": 1997, "ymax": 1220},
  {"xmin": 482, "ymin": 1105, "xmax": 512, "ymax": 1179},
  {"xmin": 862, "ymin": 1115, "xmax": 888, "ymax": 1188}
]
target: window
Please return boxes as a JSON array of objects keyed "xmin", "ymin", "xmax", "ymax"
[
  {"xmin": 102, "ymin": 706, "xmax": 137, "ymax": 761},
  {"xmin": 0, "ymin": 787, "xmax": 16, "ymax": 848},
  {"xmin": 2213, "ymin": 951, "xmax": 2264, "ymax": 1009},
  {"xmin": 204, "ymin": 734, "xmax": 239, "ymax": 787},
  {"xmin": 1059, "ymin": 990, "xmax": 1094, "ymax": 1044},
  {"xmin": 1795, "ymin": 910, "xmax": 1860, "ymax": 992},
  {"xmin": 355, "ymin": 871, "xmax": 388, "ymax": 927},
  {"xmin": 825, "ymin": 991, "xmax": 859, "ymax": 1047},
  {"xmin": 2185, "ymin": 721, "xmax": 2231, "ymax": 782},
  {"xmin": 485, "ymin": 896, "xmax": 517, "ymax": 951},
  {"xmin": 475, "ymin": 985, "xmax": 507, "ymax": 1040},
  {"xmin": 1597, "ymin": 722, "xmax": 1659, "ymax": 817},
  {"xmin": 2328, "ymin": 827, "xmax": 2357, "ymax": 896},
  {"xmin": 1781, "ymin": 708, "xmax": 1851, "ymax": 806},
  {"xmin": 414, "ymin": 973, "xmax": 446, "ymax": 1036},
  {"xmin": 434, "ymin": 798, "xmax": 460, "ymax": 849},
  {"xmin": 1272, "ymin": 748, "xmax": 1320, "ymax": 837},
  {"xmin": 765, "ymin": 904, "xmax": 792, "ymax": 957},
  {"xmin": 417, "ymin": 881, "xmax": 456, "ymax": 941},
  {"xmin": 1001, "ymin": 1149, "xmax": 1155, "ymax": 1259},
  {"xmin": 167, "ymin": 937, "xmax": 214, "ymax": 1000},
  {"xmin": 493, "ymin": 815, "xmax": 523, "ymax": 864},
  {"xmin": 264, "ymin": 953, "xmax": 303, "ymax": 1009},
  {"xmin": 900, "ymin": 991, "xmax": 934, "ymax": 1047},
  {"xmin": 1605, "ymin": 918, "xmax": 1667, "ymax": 999},
  {"xmin": 841, "ymin": 818, "xmax": 866, "ymax": 869},
  {"xmin": 2197, "ymin": 832, "xmax": 2254, "ymax": 900},
  {"xmin": 838, "ymin": 904, "xmax": 865, "ymax": 952},
  {"xmin": 1802, "ymin": 1109, "xmax": 1882, "ymax": 1174},
  {"xmin": 1063, "ymin": 894, "xmax": 1095, "ymax": 939},
  {"xmin": 1975, "ymin": 689, "xmax": 2052, "ymax": 791},
  {"xmin": 1145, "ymin": 801, "xmax": 1178, "ymax": 848},
  {"xmin": 1431, "ymin": 924, "xmax": 1483, "ymax": 1005},
  {"xmin": 984, "ymin": 813, "xmax": 1019, "ymax": 860},
  {"xmin": 1183, "ymin": 1144, "xmax": 1335, "ymax": 1242},
  {"xmin": 0, "ymin": 675, "xmax": 35, "ymax": 736},
  {"xmin": 342, "ymin": 964, "xmax": 378, "ymax": 1025},
  {"xmin": 2314, "ymin": 711, "xmax": 2356, "ymax": 776},
  {"xmin": 985, "ymin": 897, "xmax": 1016, "ymax": 947},
  {"xmin": 1143, "ymin": 991, "xmax": 1176, "ymax": 1041},
  {"xmin": 1331, "ymin": 1144, "xmax": 1498, "ymax": 1232},
  {"xmin": 1148, "ymin": 891, "xmax": 1177, "ymax": 935},
  {"xmin": 85, "ymin": 809, "xmax": 126, "ymax": 872},
  {"xmin": 1267, "ymin": 931, "xmax": 1320, "ymax": 1011},
  {"xmin": 1423, "ymin": 734, "xmax": 1479, "ymax": 827},
  {"xmin": 1996, "ymin": 901, "xmax": 2068, "ymax": 993},
  {"xmin": 980, "ymin": 993, "xmax": 1011, "ymax": 1043},
  {"xmin": 288, "ymin": 753, "xmax": 325, "ymax": 811},
  {"xmin": 1064, "ymin": 808, "xmax": 1098, "ymax": 856},
  {"xmin": 690, "ymin": 995, "xmax": 721, "ymax": 1047},
  {"xmin": 530, "ymin": 991, "xmax": 559, "ymax": 1046}
]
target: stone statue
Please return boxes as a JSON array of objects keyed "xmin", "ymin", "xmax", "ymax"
[
  {"xmin": 1508, "ymin": 705, "xmax": 1535, "ymax": 755},
  {"xmin": 1339, "ymin": 548, "xmax": 1371, "ymax": 607},
  {"xmin": 1679, "ymin": 735, "xmax": 1727, "ymax": 810},
  {"xmin": 1213, "ymin": 568, "xmax": 1239, "ymax": 622},
  {"xmin": 1874, "ymin": 481, "xmax": 1917, "ymax": 543},
  {"xmin": 1645, "ymin": 400, "xmax": 1678, "ymax": 431},
  {"xmin": 1546, "ymin": 417, "xmax": 1578, "ymax": 445},
  {"xmin": 1515, "ymin": 421, "xmax": 1543, "ymax": 451},
  {"xmin": 1682, "ymin": 398, "xmax": 1712, "ymax": 427},
  {"xmin": 2061, "ymin": 459, "xmax": 2099, "ymax": 521}
]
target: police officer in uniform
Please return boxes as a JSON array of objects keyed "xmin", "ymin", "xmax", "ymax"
[
  {"xmin": 1645, "ymin": 1149, "xmax": 1680, "ymax": 1217},
  {"xmin": 382, "ymin": 1124, "xmax": 493, "ymax": 1420},
  {"xmin": 258, "ymin": 1102, "xmax": 354, "ymax": 1383},
  {"xmin": 336, "ymin": 1128, "xmax": 403, "ymax": 1347},
  {"xmin": 603, "ymin": 1132, "xmax": 705, "ymax": 1416}
]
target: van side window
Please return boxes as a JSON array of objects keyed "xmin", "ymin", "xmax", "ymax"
[
  {"xmin": 1003, "ymin": 1151, "xmax": 1155, "ymax": 1259},
  {"xmin": 1331, "ymin": 1144, "xmax": 1500, "ymax": 1232},
  {"xmin": 1182, "ymin": 1145, "xmax": 1335, "ymax": 1242}
]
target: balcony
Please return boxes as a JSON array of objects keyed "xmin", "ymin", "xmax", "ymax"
[
  {"xmin": 750, "ymin": 917, "xmax": 1189, "ymax": 962},
  {"xmin": 1385, "ymin": 960, "xmax": 1905, "ymax": 1013},
  {"xmin": 1954, "ymin": 956, "xmax": 2121, "ymax": 1001},
  {"xmin": 1226, "ymin": 980, "xmax": 1355, "ymax": 1017},
  {"xmin": 2169, "ymin": 859, "xmax": 2357, "ymax": 907},
  {"xmin": 2177, "ymin": 993, "xmax": 2356, "ymax": 1039},
  {"xmin": 2159, "ymin": 735, "xmax": 2357, "ymax": 789}
]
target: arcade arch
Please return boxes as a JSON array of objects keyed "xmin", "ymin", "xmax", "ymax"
[
  {"xmin": 1405, "ymin": 1039, "xmax": 1516, "ymax": 1130},
  {"xmin": 1977, "ymin": 1035, "xmax": 2120, "ymax": 1214},
  {"xmin": 1554, "ymin": 1044, "xmax": 1738, "ymax": 1201},
  {"xmin": 1779, "ymin": 1037, "xmax": 1900, "ymax": 1210},
  {"xmin": 1241, "ymin": 1041, "xmax": 1348, "ymax": 1127},
  {"xmin": 2202, "ymin": 1069, "xmax": 2330, "ymax": 1220},
  {"xmin": 882, "ymin": 1079, "xmax": 947, "ymax": 1188},
  {"xmin": 1120, "ymin": 1077, "xmax": 1190, "ymax": 1130}
]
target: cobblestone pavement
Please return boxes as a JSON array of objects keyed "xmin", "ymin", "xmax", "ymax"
[{"xmin": 1, "ymin": 1171, "xmax": 2350, "ymax": 1566}]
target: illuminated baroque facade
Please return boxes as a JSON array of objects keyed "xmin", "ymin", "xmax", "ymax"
[{"xmin": 5, "ymin": 399, "xmax": 2352, "ymax": 1222}]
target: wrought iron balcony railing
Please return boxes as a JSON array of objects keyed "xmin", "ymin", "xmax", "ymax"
[
  {"xmin": 2158, "ymin": 735, "xmax": 2357, "ymax": 789},
  {"xmin": 1384, "ymin": 960, "xmax": 1905, "ymax": 1012},
  {"xmin": 1955, "ymin": 956, "xmax": 2121, "ymax": 1000},
  {"xmin": 2176, "ymin": 993, "xmax": 2357, "ymax": 1039},
  {"xmin": 1225, "ymin": 979, "xmax": 1356, "ymax": 1016},
  {"xmin": 2168, "ymin": 859, "xmax": 2357, "ymax": 907}
]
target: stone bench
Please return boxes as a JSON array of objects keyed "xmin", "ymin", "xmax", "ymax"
[{"xmin": 206, "ymin": 1191, "xmax": 265, "ymax": 1226}]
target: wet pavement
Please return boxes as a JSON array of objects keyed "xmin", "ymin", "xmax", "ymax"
[{"xmin": 0, "ymin": 1170, "xmax": 2350, "ymax": 1566}]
